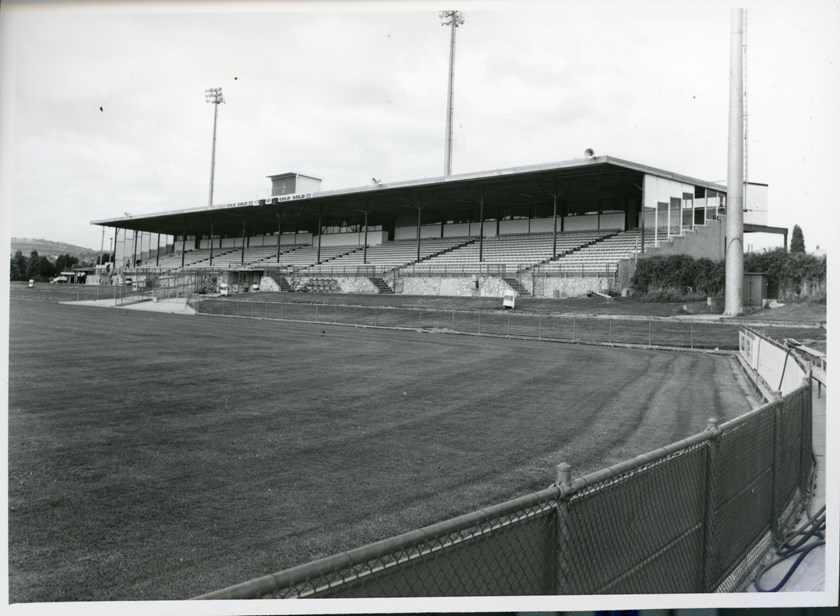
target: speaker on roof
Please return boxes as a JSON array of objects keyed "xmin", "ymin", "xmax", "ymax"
[{"xmin": 584, "ymin": 148, "xmax": 595, "ymax": 159}]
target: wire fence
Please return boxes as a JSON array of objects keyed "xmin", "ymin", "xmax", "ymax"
[
  {"xmin": 196, "ymin": 383, "xmax": 812, "ymax": 599},
  {"xmin": 192, "ymin": 297, "xmax": 742, "ymax": 350},
  {"xmin": 195, "ymin": 328, "xmax": 813, "ymax": 599}
]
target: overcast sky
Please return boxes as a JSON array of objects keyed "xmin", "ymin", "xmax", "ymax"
[{"xmin": 2, "ymin": 0, "xmax": 839, "ymax": 255}]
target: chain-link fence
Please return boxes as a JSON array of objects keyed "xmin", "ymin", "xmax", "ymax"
[
  {"xmin": 195, "ymin": 328, "xmax": 813, "ymax": 599},
  {"xmin": 193, "ymin": 297, "xmax": 743, "ymax": 350},
  {"xmin": 9, "ymin": 283, "xmax": 131, "ymax": 303}
]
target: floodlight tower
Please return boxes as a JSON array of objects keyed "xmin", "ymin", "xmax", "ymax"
[
  {"xmin": 205, "ymin": 87, "xmax": 225, "ymax": 206},
  {"xmin": 724, "ymin": 10, "xmax": 745, "ymax": 317},
  {"xmin": 440, "ymin": 10, "xmax": 465, "ymax": 177}
]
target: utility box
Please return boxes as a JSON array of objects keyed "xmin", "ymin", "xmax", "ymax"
[
  {"xmin": 743, "ymin": 272, "xmax": 769, "ymax": 307},
  {"xmin": 502, "ymin": 291, "xmax": 516, "ymax": 310}
]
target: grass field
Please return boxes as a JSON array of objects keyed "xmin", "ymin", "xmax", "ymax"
[{"xmin": 9, "ymin": 298, "xmax": 755, "ymax": 601}]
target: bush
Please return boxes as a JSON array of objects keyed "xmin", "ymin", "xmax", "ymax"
[
  {"xmin": 634, "ymin": 286, "xmax": 708, "ymax": 303},
  {"xmin": 744, "ymin": 248, "xmax": 826, "ymax": 299},
  {"xmin": 631, "ymin": 255, "xmax": 725, "ymax": 296}
]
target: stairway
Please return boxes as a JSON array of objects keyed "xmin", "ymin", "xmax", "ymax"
[
  {"xmin": 275, "ymin": 276, "xmax": 293, "ymax": 292},
  {"xmin": 503, "ymin": 277, "xmax": 530, "ymax": 297},
  {"xmin": 369, "ymin": 276, "xmax": 394, "ymax": 294}
]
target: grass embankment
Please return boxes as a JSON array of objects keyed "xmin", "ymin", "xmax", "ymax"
[{"xmin": 9, "ymin": 300, "xmax": 752, "ymax": 601}]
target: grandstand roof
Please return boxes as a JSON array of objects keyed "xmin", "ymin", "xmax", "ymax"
[{"xmin": 91, "ymin": 156, "xmax": 727, "ymax": 238}]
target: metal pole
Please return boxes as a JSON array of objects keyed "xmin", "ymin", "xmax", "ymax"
[
  {"xmin": 552, "ymin": 190, "xmax": 558, "ymax": 256},
  {"xmin": 724, "ymin": 8, "xmax": 745, "ymax": 317},
  {"xmin": 206, "ymin": 88, "xmax": 224, "ymax": 206},
  {"xmin": 363, "ymin": 209, "xmax": 369, "ymax": 264},
  {"xmin": 441, "ymin": 10, "xmax": 465, "ymax": 177},
  {"xmin": 478, "ymin": 192, "xmax": 485, "ymax": 262},
  {"xmin": 155, "ymin": 231, "xmax": 161, "ymax": 267}
]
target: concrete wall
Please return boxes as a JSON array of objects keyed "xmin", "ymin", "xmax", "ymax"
[
  {"xmin": 400, "ymin": 276, "xmax": 514, "ymax": 297},
  {"xmin": 529, "ymin": 275, "xmax": 612, "ymax": 298},
  {"xmin": 642, "ymin": 217, "xmax": 725, "ymax": 260}
]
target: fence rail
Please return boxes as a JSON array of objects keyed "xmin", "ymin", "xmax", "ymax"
[
  {"xmin": 193, "ymin": 297, "xmax": 742, "ymax": 350},
  {"xmin": 195, "ymin": 327, "xmax": 814, "ymax": 598}
]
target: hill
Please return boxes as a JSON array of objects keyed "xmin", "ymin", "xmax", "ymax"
[{"xmin": 11, "ymin": 238, "xmax": 99, "ymax": 260}]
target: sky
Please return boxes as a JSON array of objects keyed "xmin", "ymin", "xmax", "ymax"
[{"xmin": 2, "ymin": 0, "xmax": 840, "ymax": 256}]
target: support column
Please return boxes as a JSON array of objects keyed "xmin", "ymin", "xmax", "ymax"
[
  {"xmin": 316, "ymin": 209, "xmax": 323, "ymax": 264},
  {"xmin": 132, "ymin": 230, "xmax": 137, "ymax": 267},
  {"xmin": 478, "ymin": 191, "xmax": 485, "ymax": 263},
  {"xmin": 209, "ymin": 216, "xmax": 215, "ymax": 266},
  {"xmin": 240, "ymin": 216, "xmax": 247, "ymax": 265},
  {"xmin": 113, "ymin": 228, "xmax": 119, "ymax": 271},
  {"xmin": 99, "ymin": 226, "xmax": 105, "ymax": 266},
  {"xmin": 276, "ymin": 210, "xmax": 283, "ymax": 263},
  {"xmin": 415, "ymin": 205, "xmax": 422, "ymax": 262},
  {"xmin": 155, "ymin": 229, "xmax": 161, "ymax": 267},
  {"xmin": 181, "ymin": 221, "xmax": 187, "ymax": 268},
  {"xmin": 724, "ymin": 8, "xmax": 745, "ymax": 317},
  {"xmin": 363, "ymin": 209, "xmax": 369, "ymax": 265}
]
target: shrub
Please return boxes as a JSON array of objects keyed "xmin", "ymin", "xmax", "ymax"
[{"xmin": 631, "ymin": 255, "xmax": 725, "ymax": 296}]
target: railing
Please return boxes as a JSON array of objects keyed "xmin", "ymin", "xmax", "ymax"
[
  {"xmin": 195, "ymin": 333, "xmax": 813, "ymax": 597},
  {"xmin": 193, "ymin": 298, "xmax": 742, "ymax": 350}
]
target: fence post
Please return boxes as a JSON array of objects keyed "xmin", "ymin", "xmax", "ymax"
[
  {"xmin": 507, "ymin": 313, "xmax": 511, "ymax": 337},
  {"xmin": 701, "ymin": 417, "xmax": 720, "ymax": 592},
  {"xmin": 556, "ymin": 462, "xmax": 572, "ymax": 488}
]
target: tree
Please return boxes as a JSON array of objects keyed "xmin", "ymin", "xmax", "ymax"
[
  {"xmin": 790, "ymin": 224, "xmax": 805, "ymax": 253},
  {"xmin": 25, "ymin": 250, "xmax": 40, "ymax": 280},
  {"xmin": 55, "ymin": 253, "xmax": 79, "ymax": 273},
  {"xmin": 10, "ymin": 250, "xmax": 28, "ymax": 281}
]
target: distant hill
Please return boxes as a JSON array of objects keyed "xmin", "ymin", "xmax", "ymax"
[{"xmin": 11, "ymin": 238, "xmax": 99, "ymax": 260}]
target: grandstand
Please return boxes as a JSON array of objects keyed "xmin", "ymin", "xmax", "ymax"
[{"xmin": 92, "ymin": 156, "xmax": 783, "ymax": 297}]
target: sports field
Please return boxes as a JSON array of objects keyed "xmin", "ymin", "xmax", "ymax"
[{"xmin": 9, "ymin": 298, "xmax": 754, "ymax": 601}]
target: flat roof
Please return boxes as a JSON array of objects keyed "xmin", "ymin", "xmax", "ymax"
[{"xmin": 92, "ymin": 156, "xmax": 727, "ymax": 237}]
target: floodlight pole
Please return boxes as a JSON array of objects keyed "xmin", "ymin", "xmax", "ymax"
[
  {"xmin": 440, "ymin": 10, "xmax": 465, "ymax": 178},
  {"xmin": 724, "ymin": 9, "xmax": 745, "ymax": 316},
  {"xmin": 205, "ymin": 87, "xmax": 225, "ymax": 207}
]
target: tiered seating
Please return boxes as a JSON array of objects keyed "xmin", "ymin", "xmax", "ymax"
[
  {"xmin": 303, "ymin": 237, "xmax": 475, "ymax": 274},
  {"xmin": 271, "ymin": 245, "xmax": 362, "ymax": 269},
  {"xmin": 541, "ymin": 229, "xmax": 656, "ymax": 273},
  {"xmin": 414, "ymin": 231, "xmax": 613, "ymax": 272}
]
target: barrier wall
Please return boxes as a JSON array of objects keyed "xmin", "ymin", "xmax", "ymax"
[{"xmin": 194, "ymin": 325, "xmax": 813, "ymax": 598}]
